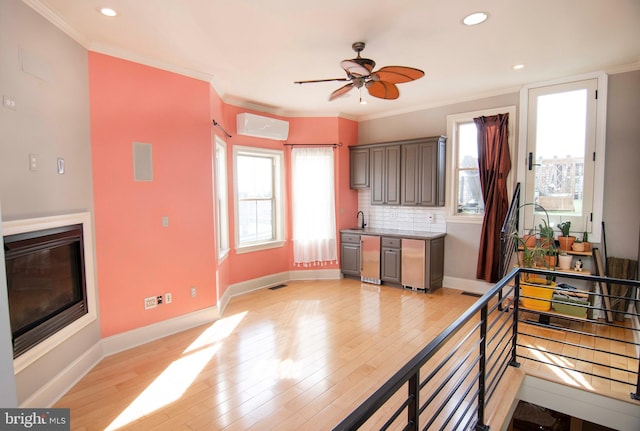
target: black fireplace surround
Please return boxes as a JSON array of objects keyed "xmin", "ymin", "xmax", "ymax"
[{"xmin": 4, "ymin": 224, "xmax": 88, "ymax": 358}]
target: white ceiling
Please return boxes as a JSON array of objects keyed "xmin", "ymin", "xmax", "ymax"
[{"xmin": 26, "ymin": 0, "xmax": 640, "ymax": 121}]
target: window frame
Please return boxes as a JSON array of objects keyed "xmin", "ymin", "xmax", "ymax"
[
  {"xmin": 517, "ymin": 72, "xmax": 607, "ymax": 243},
  {"xmin": 214, "ymin": 136, "xmax": 229, "ymax": 261},
  {"xmin": 232, "ymin": 145, "xmax": 285, "ymax": 253},
  {"xmin": 446, "ymin": 105, "xmax": 517, "ymax": 223}
]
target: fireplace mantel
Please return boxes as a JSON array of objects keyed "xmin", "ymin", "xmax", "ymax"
[{"xmin": 2, "ymin": 212, "xmax": 98, "ymax": 373}]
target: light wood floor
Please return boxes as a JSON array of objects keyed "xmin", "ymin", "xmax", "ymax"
[{"xmin": 54, "ymin": 278, "xmax": 638, "ymax": 430}]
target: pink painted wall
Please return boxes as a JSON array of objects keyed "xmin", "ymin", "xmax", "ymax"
[
  {"xmin": 89, "ymin": 53, "xmax": 359, "ymax": 335},
  {"xmin": 89, "ymin": 53, "xmax": 217, "ymax": 337}
]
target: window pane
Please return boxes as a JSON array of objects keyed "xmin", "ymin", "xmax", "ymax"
[
  {"xmin": 237, "ymin": 155, "xmax": 273, "ymax": 198},
  {"xmin": 534, "ymin": 89, "xmax": 587, "ymax": 218},
  {"xmin": 238, "ymin": 200, "xmax": 273, "ymax": 243},
  {"xmin": 457, "ymin": 122, "xmax": 484, "ymax": 214},
  {"xmin": 458, "ymin": 122, "xmax": 478, "ymax": 167},
  {"xmin": 457, "ymin": 170, "xmax": 484, "ymax": 214}
]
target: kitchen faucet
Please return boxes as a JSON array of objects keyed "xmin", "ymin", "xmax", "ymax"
[{"xmin": 356, "ymin": 211, "xmax": 366, "ymax": 229}]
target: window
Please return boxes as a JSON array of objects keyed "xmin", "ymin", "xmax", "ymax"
[
  {"xmin": 233, "ymin": 146, "xmax": 285, "ymax": 252},
  {"xmin": 214, "ymin": 137, "xmax": 229, "ymax": 260},
  {"xmin": 519, "ymin": 74, "xmax": 606, "ymax": 242},
  {"xmin": 291, "ymin": 147, "xmax": 337, "ymax": 265},
  {"xmin": 447, "ymin": 106, "xmax": 516, "ymax": 221}
]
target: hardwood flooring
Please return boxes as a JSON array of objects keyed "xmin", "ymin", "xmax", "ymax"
[{"xmin": 54, "ymin": 278, "xmax": 639, "ymax": 430}]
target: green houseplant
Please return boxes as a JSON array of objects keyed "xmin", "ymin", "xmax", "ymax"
[
  {"xmin": 512, "ymin": 203, "xmax": 557, "ymax": 310},
  {"xmin": 557, "ymin": 221, "xmax": 576, "ymax": 251}
]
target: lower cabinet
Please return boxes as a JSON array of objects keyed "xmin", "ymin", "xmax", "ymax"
[
  {"xmin": 340, "ymin": 233, "xmax": 361, "ymax": 277},
  {"xmin": 381, "ymin": 237, "xmax": 401, "ymax": 283},
  {"xmin": 340, "ymin": 231, "xmax": 445, "ymax": 292}
]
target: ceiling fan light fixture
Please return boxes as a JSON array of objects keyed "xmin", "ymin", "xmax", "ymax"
[
  {"xmin": 463, "ymin": 12, "xmax": 488, "ymax": 26},
  {"xmin": 513, "ymin": 64, "xmax": 525, "ymax": 70}
]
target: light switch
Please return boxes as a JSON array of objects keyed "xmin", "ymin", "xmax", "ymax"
[
  {"xmin": 162, "ymin": 216, "xmax": 169, "ymax": 227},
  {"xmin": 57, "ymin": 158, "xmax": 65, "ymax": 174},
  {"xmin": 29, "ymin": 153, "xmax": 38, "ymax": 171}
]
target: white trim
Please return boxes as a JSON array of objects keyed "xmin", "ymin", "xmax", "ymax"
[
  {"xmin": 443, "ymin": 276, "xmax": 494, "ymax": 295},
  {"xmin": 445, "ymin": 105, "xmax": 517, "ymax": 223},
  {"xmin": 20, "ymin": 341, "xmax": 102, "ymax": 408},
  {"xmin": 290, "ymin": 268, "xmax": 342, "ymax": 280},
  {"xmin": 3, "ymin": 212, "xmax": 99, "ymax": 373},
  {"xmin": 516, "ymin": 71, "xmax": 607, "ymax": 243},
  {"xmin": 232, "ymin": 145, "xmax": 286, "ymax": 253},
  {"xmin": 101, "ymin": 306, "xmax": 219, "ymax": 356}
]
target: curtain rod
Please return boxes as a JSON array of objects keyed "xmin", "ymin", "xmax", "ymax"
[
  {"xmin": 283, "ymin": 142, "xmax": 343, "ymax": 148},
  {"xmin": 212, "ymin": 119, "xmax": 232, "ymax": 138}
]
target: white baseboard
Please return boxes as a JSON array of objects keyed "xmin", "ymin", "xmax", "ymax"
[
  {"xmin": 20, "ymin": 341, "xmax": 103, "ymax": 408},
  {"xmin": 443, "ymin": 276, "xmax": 494, "ymax": 295},
  {"xmin": 290, "ymin": 268, "xmax": 342, "ymax": 280},
  {"xmin": 102, "ymin": 306, "xmax": 219, "ymax": 356}
]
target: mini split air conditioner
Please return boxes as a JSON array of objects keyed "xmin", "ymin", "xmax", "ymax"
[{"xmin": 236, "ymin": 113, "xmax": 289, "ymax": 140}]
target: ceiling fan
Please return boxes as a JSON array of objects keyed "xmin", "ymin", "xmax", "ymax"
[{"xmin": 294, "ymin": 42, "xmax": 425, "ymax": 102}]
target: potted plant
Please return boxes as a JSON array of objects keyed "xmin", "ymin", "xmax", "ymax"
[
  {"xmin": 582, "ymin": 231, "xmax": 590, "ymax": 251},
  {"xmin": 572, "ymin": 238, "xmax": 585, "ymax": 252},
  {"xmin": 512, "ymin": 203, "xmax": 557, "ymax": 310},
  {"xmin": 557, "ymin": 221, "xmax": 575, "ymax": 251},
  {"xmin": 558, "ymin": 251, "xmax": 572, "ymax": 270}
]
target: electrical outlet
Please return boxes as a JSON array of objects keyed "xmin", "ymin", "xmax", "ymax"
[
  {"xmin": 165, "ymin": 293, "xmax": 172, "ymax": 304},
  {"xmin": 427, "ymin": 214, "xmax": 435, "ymax": 222},
  {"xmin": 144, "ymin": 296, "xmax": 157, "ymax": 310},
  {"xmin": 190, "ymin": 287, "xmax": 197, "ymax": 298},
  {"xmin": 157, "ymin": 295, "xmax": 163, "ymax": 305}
]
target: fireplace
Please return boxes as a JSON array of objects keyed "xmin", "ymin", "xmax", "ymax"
[{"xmin": 2, "ymin": 212, "xmax": 97, "ymax": 368}]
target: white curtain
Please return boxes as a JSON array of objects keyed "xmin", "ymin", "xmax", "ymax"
[{"xmin": 292, "ymin": 147, "xmax": 337, "ymax": 266}]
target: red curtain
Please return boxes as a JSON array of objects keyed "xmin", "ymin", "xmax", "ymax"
[{"xmin": 475, "ymin": 114, "xmax": 511, "ymax": 282}]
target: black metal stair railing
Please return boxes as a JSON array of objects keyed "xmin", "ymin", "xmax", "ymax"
[{"xmin": 332, "ymin": 267, "xmax": 640, "ymax": 431}]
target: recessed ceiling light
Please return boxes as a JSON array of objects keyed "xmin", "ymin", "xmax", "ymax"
[
  {"xmin": 463, "ymin": 12, "xmax": 488, "ymax": 26},
  {"xmin": 513, "ymin": 64, "xmax": 525, "ymax": 70},
  {"xmin": 99, "ymin": 7, "xmax": 117, "ymax": 17}
]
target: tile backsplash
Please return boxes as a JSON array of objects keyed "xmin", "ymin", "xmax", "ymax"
[{"xmin": 357, "ymin": 190, "xmax": 446, "ymax": 233}]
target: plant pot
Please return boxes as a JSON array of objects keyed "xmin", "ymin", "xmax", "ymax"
[
  {"xmin": 572, "ymin": 242, "xmax": 585, "ymax": 252},
  {"xmin": 543, "ymin": 255, "xmax": 557, "ymax": 268},
  {"xmin": 523, "ymin": 234, "xmax": 537, "ymax": 248},
  {"xmin": 558, "ymin": 236, "xmax": 576, "ymax": 251},
  {"xmin": 521, "ymin": 278, "xmax": 556, "ymax": 311},
  {"xmin": 583, "ymin": 242, "xmax": 591, "ymax": 251},
  {"xmin": 558, "ymin": 254, "xmax": 573, "ymax": 270}
]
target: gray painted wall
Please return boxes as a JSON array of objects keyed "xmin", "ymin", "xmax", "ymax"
[
  {"xmin": 359, "ymin": 93, "xmax": 519, "ymax": 281},
  {"xmin": 0, "ymin": 0, "xmax": 100, "ymax": 405},
  {"xmin": 603, "ymin": 70, "xmax": 640, "ymax": 261},
  {"xmin": 0, "ymin": 203, "xmax": 18, "ymax": 407}
]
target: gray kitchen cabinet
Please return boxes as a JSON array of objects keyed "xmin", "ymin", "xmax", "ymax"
[
  {"xmin": 370, "ymin": 145, "xmax": 400, "ymax": 205},
  {"xmin": 381, "ymin": 237, "xmax": 401, "ymax": 283},
  {"xmin": 340, "ymin": 232, "xmax": 361, "ymax": 277},
  {"xmin": 349, "ymin": 147, "xmax": 369, "ymax": 189},
  {"xmin": 401, "ymin": 136, "xmax": 446, "ymax": 207}
]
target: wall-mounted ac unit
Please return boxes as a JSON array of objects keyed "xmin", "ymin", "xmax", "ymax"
[{"xmin": 236, "ymin": 113, "xmax": 289, "ymax": 140}]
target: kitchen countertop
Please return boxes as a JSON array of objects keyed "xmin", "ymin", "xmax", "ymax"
[{"xmin": 340, "ymin": 227, "xmax": 446, "ymax": 240}]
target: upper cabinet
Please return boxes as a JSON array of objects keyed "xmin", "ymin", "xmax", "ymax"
[
  {"xmin": 370, "ymin": 145, "xmax": 401, "ymax": 205},
  {"xmin": 349, "ymin": 147, "xmax": 370, "ymax": 189},
  {"xmin": 349, "ymin": 136, "xmax": 446, "ymax": 207},
  {"xmin": 401, "ymin": 136, "xmax": 446, "ymax": 207}
]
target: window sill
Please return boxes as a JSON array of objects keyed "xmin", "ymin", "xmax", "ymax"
[
  {"xmin": 445, "ymin": 215, "xmax": 484, "ymax": 224},
  {"xmin": 235, "ymin": 240, "xmax": 286, "ymax": 254}
]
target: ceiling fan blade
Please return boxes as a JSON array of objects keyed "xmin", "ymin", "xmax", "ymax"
[
  {"xmin": 340, "ymin": 60, "xmax": 372, "ymax": 78},
  {"xmin": 294, "ymin": 77, "xmax": 350, "ymax": 84},
  {"xmin": 329, "ymin": 83, "xmax": 355, "ymax": 101},
  {"xmin": 372, "ymin": 66, "xmax": 425, "ymax": 84},
  {"xmin": 366, "ymin": 80, "xmax": 399, "ymax": 100}
]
